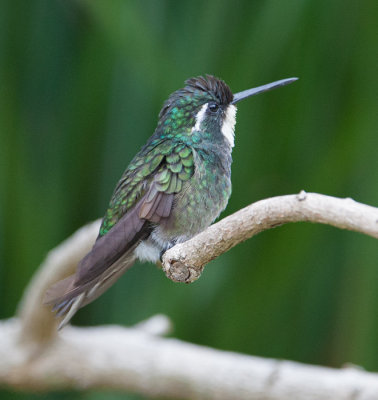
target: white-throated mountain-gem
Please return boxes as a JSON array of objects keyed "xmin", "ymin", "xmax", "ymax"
[{"xmin": 45, "ymin": 75, "xmax": 297, "ymax": 329}]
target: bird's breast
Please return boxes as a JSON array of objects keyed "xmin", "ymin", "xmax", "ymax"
[{"xmin": 158, "ymin": 149, "xmax": 232, "ymax": 243}]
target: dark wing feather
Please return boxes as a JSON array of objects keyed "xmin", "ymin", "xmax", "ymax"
[
  {"xmin": 44, "ymin": 142, "xmax": 194, "ymax": 328},
  {"xmin": 44, "ymin": 188, "xmax": 172, "ymax": 328}
]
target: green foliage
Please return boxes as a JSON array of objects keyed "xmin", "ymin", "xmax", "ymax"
[{"xmin": 0, "ymin": 0, "xmax": 377, "ymax": 398}]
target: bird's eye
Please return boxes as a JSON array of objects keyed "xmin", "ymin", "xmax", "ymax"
[{"xmin": 208, "ymin": 102, "xmax": 219, "ymax": 112}]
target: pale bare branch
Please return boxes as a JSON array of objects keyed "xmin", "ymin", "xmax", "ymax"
[
  {"xmin": 162, "ymin": 191, "xmax": 378, "ymax": 283},
  {"xmin": 6, "ymin": 192, "xmax": 378, "ymax": 399},
  {"xmin": 16, "ymin": 192, "xmax": 378, "ymax": 344},
  {"xmin": 1, "ymin": 318, "xmax": 378, "ymax": 399}
]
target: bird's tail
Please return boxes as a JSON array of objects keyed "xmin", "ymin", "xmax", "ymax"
[{"xmin": 44, "ymin": 251, "xmax": 136, "ymax": 330}]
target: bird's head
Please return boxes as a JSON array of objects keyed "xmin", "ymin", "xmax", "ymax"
[{"xmin": 157, "ymin": 75, "xmax": 297, "ymax": 148}]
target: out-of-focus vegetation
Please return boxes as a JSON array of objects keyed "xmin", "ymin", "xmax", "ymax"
[{"xmin": 0, "ymin": 0, "xmax": 377, "ymax": 398}]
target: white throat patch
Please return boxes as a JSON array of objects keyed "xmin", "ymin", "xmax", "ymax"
[
  {"xmin": 191, "ymin": 103, "xmax": 208, "ymax": 133},
  {"xmin": 222, "ymin": 105, "xmax": 237, "ymax": 148}
]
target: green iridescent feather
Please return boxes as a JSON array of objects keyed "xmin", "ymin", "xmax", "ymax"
[{"xmin": 99, "ymin": 141, "xmax": 194, "ymax": 236}]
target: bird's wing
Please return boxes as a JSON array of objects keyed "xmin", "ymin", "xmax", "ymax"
[
  {"xmin": 75, "ymin": 141, "xmax": 194, "ymax": 285},
  {"xmin": 98, "ymin": 140, "xmax": 193, "ymax": 236},
  {"xmin": 44, "ymin": 141, "xmax": 194, "ymax": 327}
]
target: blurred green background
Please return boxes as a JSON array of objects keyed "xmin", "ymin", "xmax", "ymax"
[{"xmin": 1, "ymin": 0, "xmax": 377, "ymax": 398}]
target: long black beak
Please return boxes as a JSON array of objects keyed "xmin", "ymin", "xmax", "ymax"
[{"xmin": 232, "ymin": 77, "xmax": 298, "ymax": 104}]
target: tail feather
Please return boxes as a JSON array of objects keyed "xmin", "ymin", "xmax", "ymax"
[
  {"xmin": 44, "ymin": 251, "xmax": 136, "ymax": 329},
  {"xmin": 57, "ymin": 293, "xmax": 85, "ymax": 330},
  {"xmin": 45, "ymin": 275, "xmax": 76, "ymax": 305},
  {"xmin": 44, "ymin": 184, "xmax": 171, "ymax": 329},
  {"xmin": 54, "ymin": 298, "xmax": 75, "ymax": 316}
]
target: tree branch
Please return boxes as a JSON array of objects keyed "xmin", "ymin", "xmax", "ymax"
[
  {"xmin": 3, "ymin": 192, "xmax": 377, "ymax": 398},
  {"xmin": 2, "ymin": 317, "xmax": 378, "ymax": 399},
  {"xmin": 16, "ymin": 192, "xmax": 378, "ymax": 344},
  {"xmin": 162, "ymin": 191, "xmax": 378, "ymax": 282}
]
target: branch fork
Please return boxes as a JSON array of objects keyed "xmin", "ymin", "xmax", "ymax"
[{"xmin": 0, "ymin": 191, "xmax": 377, "ymax": 398}]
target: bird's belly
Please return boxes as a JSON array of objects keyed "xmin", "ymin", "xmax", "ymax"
[{"xmin": 135, "ymin": 158, "xmax": 232, "ymax": 264}]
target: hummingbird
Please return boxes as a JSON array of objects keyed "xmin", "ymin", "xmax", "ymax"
[{"xmin": 45, "ymin": 75, "xmax": 297, "ymax": 329}]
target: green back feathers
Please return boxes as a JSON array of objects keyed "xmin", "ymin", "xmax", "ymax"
[{"xmin": 99, "ymin": 141, "xmax": 194, "ymax": 236}]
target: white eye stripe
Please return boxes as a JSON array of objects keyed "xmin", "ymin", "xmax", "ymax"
[
  {"xmin": 191, "ymin": 103, "xmax": 237, "ymax": 148},
  {"xmin": 221, "ymin": 105, "xmax": 237, "ymax": 148},
  {"xmin": 191, "ymin": 103, "xmax": 208, "ymax": 133}
]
